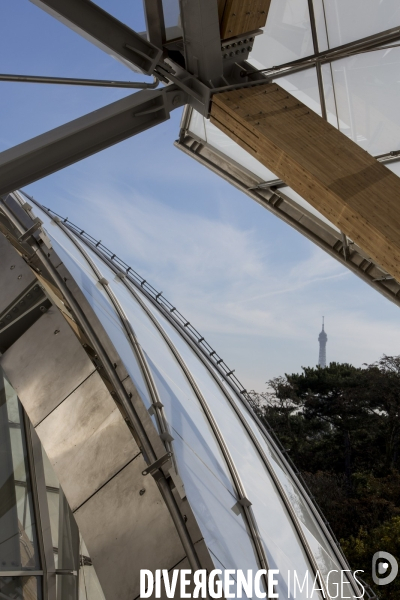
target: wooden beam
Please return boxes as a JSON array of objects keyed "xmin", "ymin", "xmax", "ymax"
[
  {"xmin": 211, "ymin": 83, "xmax": 400, "ymax": 282},
  {"xmin": 218, "ymin": 0, "xmax": 271, "ymax": 40}
]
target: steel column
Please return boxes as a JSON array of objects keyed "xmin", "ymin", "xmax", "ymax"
[
  {"xmin": 179, "ymin": 0, "xmax": 223, "ymax": 85},
  {"xmin": 142, "ymin": 0, "xmax": 166, "ymax": 49}
]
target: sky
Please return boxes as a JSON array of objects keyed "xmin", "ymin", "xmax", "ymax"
[{"xmin": 2, "ymin": 1, "xmax": 400, "ymax": 391}]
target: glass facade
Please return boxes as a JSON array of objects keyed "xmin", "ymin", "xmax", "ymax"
[
  {"xmin": 0, "ymin": 367, "xmax": 105, "ymax": 600},
  {"xmin": 184, "ymin": 0, "xmax": 400, "ymax": 249},
  {"xmin": 0, "ymin": 374, "xmax": 39, "ymax": 573},
  {"xmin": 0, "ymin": 1, "xmax": 392, "ymax": 597},
  {"xmin": 0, "ymin": 194, "xmax": 364, "ymax": 599}
]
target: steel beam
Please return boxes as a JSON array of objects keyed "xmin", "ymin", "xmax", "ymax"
[
  {"xmin": 242, "ymin": 25, "xmax": 400, "ymax": 81},
  {"xmin": 29, "ymin": 0, "xmax": 163, "ymax": 75},
  {"xmin": 0, "ymin": 86, "xmax": 186, "ymax": 197},
  {"xmin": 179, "ymin": 0, "xmax": 223, "ymax": 85},
  {"xmin": 142, "ymin": 0, "xmax": 166, "ymax": 49}
]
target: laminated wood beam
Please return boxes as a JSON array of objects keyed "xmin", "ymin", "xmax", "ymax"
[
  {"xmin": 218, "ymin": 0, "xmax": 271, "ymax": 40},
  {"xmin": 211, "ymin": 83, "xmax": 400, "ymax": 282}
]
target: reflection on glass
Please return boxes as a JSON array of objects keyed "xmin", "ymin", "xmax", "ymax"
[
  {"xmin": 42, "ymin": 446, "xmax": 106, "ymax": 600},
  {"xmin": 315, "ymin": 0, "xmax": 400, "ymax": 49},
  {"xmin": 0, "ymin": 332, "xmax": 109, "ymax": 600},
  {"xmin": 0, "ymin": 369, "xmax": 40, "ymax": 572},
  {"xmin": 188, "ymin": 109, "xmax": 278, "ymax": 182},
  {"xmin": 135, "ymin": 295, "xmax": 315, "ymax": 597},
  {"xmin": 273, "ymin": 68, "xmax": 322, "ymax": 115},
  {"xmin": 69, "ymin": 248, "xmax": 260, "ymax": 574},
  {"xmin": 250, "ymin": 0, "xmax": 314, "ymax": 70},
  {"xmin": 29, "ymin": 203, "xmax": 154, "ymax": 413},
  {"xmin": 330, "ymin": 49, "xmax": 400, "ymax": 156},
  {"xmin": 78, "ymin": 537, "xmax": 106, "ymax": 600},
  {"xmin": 0, "ymin": 576, "xmax": 42, "ymax": 600}
]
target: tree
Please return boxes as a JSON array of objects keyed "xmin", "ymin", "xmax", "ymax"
[{"xmin": 250, "ymin": 357, "xmax": 400, "ymax": 599}]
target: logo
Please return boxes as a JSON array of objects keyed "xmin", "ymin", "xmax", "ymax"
[{"xmin": 372, "ymin": 552, "xmax": 398, "ymax": 586}]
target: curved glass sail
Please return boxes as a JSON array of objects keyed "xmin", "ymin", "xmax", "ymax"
[{"xmin": 30, "ymin": 201, "xmax": 362, "ymax": 597}]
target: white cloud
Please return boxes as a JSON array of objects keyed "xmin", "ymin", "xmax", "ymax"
[{"xmin": 69, "ymin": 184, "xmax": 400, "ymax": 369}]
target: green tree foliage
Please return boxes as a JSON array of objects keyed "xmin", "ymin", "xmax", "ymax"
[{"xmin": 250, "ymin": 357, "xmax": 400, "ymax": 599}]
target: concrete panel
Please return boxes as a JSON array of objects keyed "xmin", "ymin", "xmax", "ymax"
[
  {"xmin": 0, "ymin": 233, "xmax": 35, "ymax": 313},
  {"xmin": 74, "ymin": 456, "xmax": 185, "ymax": 600},
  {"xmin": 36, "ymin": 370, "xmax": 140, "ymax": 511},
  {"xmin": 0, "ymin": 307, "xmax": 95, "ymax": 425}
]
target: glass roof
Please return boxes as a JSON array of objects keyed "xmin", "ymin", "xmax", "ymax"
[
  {"xmin": 313, "ymin": 0, "xmax": 400, "ymax": 48},
  {"xmin": 181, "ymin": 0, "xmax": 400, "ymax": 290}
]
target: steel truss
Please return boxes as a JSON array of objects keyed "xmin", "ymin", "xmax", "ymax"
[{"xmin": 0, "ymin": 0, "xmax": 398, "ymax": 214}]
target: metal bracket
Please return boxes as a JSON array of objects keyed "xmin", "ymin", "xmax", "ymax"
[
  {"xmin": 160, "ymin": 431, "xmax": 174, "ymax": 443},
  {"xmin": 142, "ymin": 451, "xmax": 172, "ymax": 476},
  {"xmin": 169, "ymin": 467, "xmax": 186, "ymax": 500},
  {"xmin": 148, "ymin": 400, "xmax": 164, "ymax": 416},
  {"xmin": 18, "ymin": 218, "xmax": 43, "ymax": 242},
  {"xmin": 158, "ymin": 59, "xmax": 213, "ymax": 116},
  {"xmin": 221, "ymin": 30, "xmax": 262, "ymax": 65},
  {"xmin": 231, "ymin": 496, "xmax": 252, "ymax": 515}
]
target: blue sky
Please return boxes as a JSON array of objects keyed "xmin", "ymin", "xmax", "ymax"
[{"xmin": 2, "ymin": 0, "xmax": 400, "ymax": 390}]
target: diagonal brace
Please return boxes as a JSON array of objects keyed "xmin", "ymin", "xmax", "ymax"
[
  {"xmin": 30, "ymin": 0, "xmax": 163, "ymax": 75},
  {"xmin": 0, "ymin": 86, "xmax": 187, "ymax": 197}
]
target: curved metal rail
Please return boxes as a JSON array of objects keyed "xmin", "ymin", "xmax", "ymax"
[{"xmin": 20, "ymin": 192, "xmax": 378, "ymax": 599}]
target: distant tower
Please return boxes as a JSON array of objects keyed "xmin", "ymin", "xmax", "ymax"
[{"xmin": 318, "ymin": 317, "xmax": 328, "ymax": 367}]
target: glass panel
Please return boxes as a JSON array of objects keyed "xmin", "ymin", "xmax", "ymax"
[
  {"xmin": 136, "ymin": 291, "xmax": 348, "ymax": 590},
  {"xmin": 249, "ymin": 0, "xmax": 314, "ymax": 70},
  {"xmin": 273, "ymin": 67, "xmax": 322, "ymax": 115},
  {"xmin": 279, "ymin": 186, "xmax": 340, "ymax": 232},
  {"xmin": 215, "ymin": 376, "xmax": 345, "ymax": 560},
  {"xmin": 387, "ymin": 161, "xmax": 400, "ymax": 178},
  {"xmin": 30, "ymin": 204, "xmax": 153, "ymax": 412},
  {"xmin": 330, "ymin": 48, "xmax": 400, "ymax": 156},
  {"xmin": 321, "ymin": 62, "xmax": 340, "ymax": 127},
  {"xmin": 78, "ymin": 250, "xmax": 260, "ymax": 574},
  {"xmin": 79, "ymin": 537, "xmax": 106, "ymax": 600},
  {"xmin": 317, "ymin": 0, "xmax": 400, "ymax": 49},
  {"xmin": 41, "ymin": 447, "xmax": 106, "ymax": 600},
  {"xmin": 135, "ymin": 300, "xmax": 315, "ymax": 596},
  {"xmin": 162, "ymin": 0, "xmax": 182, "ymax": 40},
  {"xmin": 0, "ymin": 576, "xmax": 42, "ymax": 600},
  {"xmin": 188, "ymin": 110, "xmax": 278, "ymax": 182},
  {"xmin": 0, "ymin": 369, "xmax": 40, "ymax": 572},
  {"xmin": 56, "ymin": 489, "xmax": 80, "ymax": 599}
]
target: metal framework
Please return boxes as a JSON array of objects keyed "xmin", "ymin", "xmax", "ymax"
[
  {"xmin": 0, "ymin": 4, "xmax": 398, "ymax": 597},
  {"xmin": 0, "ymin": 192, "xmax": 379, "ymax": 599},
  {"xmin": 0, "ymin": 0, "xmax": 398, "ymax": 302}
]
